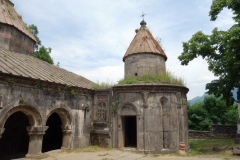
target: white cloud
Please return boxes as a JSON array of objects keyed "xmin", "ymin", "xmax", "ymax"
[{"xmin": 11, "ymin": 0, "xmax": 233, "ymax": 100}]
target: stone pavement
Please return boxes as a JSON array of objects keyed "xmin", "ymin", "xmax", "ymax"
[{"xmin": 21, "ymin": 149, "xmax": 239, "ymax": 160}]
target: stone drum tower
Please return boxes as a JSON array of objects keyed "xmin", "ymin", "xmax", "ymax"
[
  {"xmin": 110, "ymin": 20, "xmax": 190, "ymax": 154},
  {"xmin": 123, "ymin": 20, "xmax": 167, "ymax": 78}
]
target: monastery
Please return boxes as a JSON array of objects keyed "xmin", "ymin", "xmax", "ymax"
[{"xmin": 0, "ymin": 0, "xmax": 189, "ymax": 157}]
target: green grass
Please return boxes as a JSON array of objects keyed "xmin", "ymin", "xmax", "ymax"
[
  {"xmin": 118, "ymin": 70, "xmax": 186, "ymax": 86},
  {"xmin": 189, "ymin": 139, "xmax": 237, "ymax": 157},
  {"xmin": 92, "ymin": 80, "xmax": 115, "ymax": 89}
]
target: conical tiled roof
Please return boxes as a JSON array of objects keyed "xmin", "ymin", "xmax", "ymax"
[
  {"xmin": 0, "ymin": 0, "xmax": 36, "ymax": 41},
  {"xmin": 123, "ymin": 20, "xmax": 167, "ymax": 61}
]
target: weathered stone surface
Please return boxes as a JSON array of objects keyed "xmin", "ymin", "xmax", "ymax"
[
  {"xmin": 0, "ymin": 7, "xmax": 190, "ymax": 155},
  {"xmin": 124, "ymin": 54, "xmax": 166, "ymax": 78}
]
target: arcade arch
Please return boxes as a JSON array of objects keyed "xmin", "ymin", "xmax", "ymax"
[{"xmin": 43, "ymin": 108, "xmax": 73, "ymax": 152}]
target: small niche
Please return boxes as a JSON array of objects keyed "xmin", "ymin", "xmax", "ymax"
[{"xmin": 135, "ymin": 73, "xmax": 138, "ymax": 76}]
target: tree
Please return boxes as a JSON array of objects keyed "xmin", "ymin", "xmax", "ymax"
[
  {"xmin": 34, "ymin": 46, "xmax": 53, "ymax": 64},
  {"xmin": 178, "ymin": 0, "xmax": 240, "ymax": 106},
  {"xmin": 27, "ymin": 24, "xmax": 54, "ymax": 64},
  {"xmin": 188, "ymin": 95, "xmax": 238, "ymax": 130},
  {"xmin": 188, "ymin": 102, "xmax": 209, "ymax": 130},
  {"xmin": 202, "ymin": 95, "xmax": 227, "ymax": 125},
  {"xmin": 27, "ymin": 24, "xmax": 41, "ymax": 50}
]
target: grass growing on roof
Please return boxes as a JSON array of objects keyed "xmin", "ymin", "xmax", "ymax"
[
  {"xmin": 118, "ymin": 70, "xmax": 186, "ymax": 86},
  {"xmin": 92, "ymin": 80, "xmax": 115, "ymax": 89}
]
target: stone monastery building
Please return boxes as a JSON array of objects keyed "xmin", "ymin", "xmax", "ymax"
[{"xmin": 0, "ymin": 0, "xmax": 189, "ymax": 157}]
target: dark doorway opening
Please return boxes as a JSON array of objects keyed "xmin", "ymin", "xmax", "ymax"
[
  {"xmin": 124, "ymin": 116, "xmax": 137, "ymax": 147},
  {"xmin": 0, "ymin": 111, "xmax": 29, "ymax": 159},
  {"xmin": 42, "ymin": 113, "xmax": 63, "ymax": 152}
]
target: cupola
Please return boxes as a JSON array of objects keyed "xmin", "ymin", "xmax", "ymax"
[{"xmin": 123, "ymin": 20, "xmax": 167, "ymax": 78}]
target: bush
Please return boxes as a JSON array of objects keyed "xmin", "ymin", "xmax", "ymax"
[{"xmin": 188, "ymin": 95, "xmax": 238, "ymax": 130}]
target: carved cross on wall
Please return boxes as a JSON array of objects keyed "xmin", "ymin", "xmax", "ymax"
[{"xmin": 141, "ymin": 12, "xmax": 146, "ymax": 20}]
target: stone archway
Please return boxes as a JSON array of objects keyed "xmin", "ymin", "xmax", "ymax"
[
  {"xmin": 43, "ymin": 108, "xmax": 73, "ymax": 151},
  {"xmin": 117, "ymin": 103, "xmax": 139, "ymax": 148},
  {"xmin": 42, "ymin": 113, "xmax": 63, "ymax": 152},
  {"xmin": 0, "ymin": 105, "xmax": 42, "ymax": 129},
  {"xmin": 0, "ymin": 111, "xmax": 29, "ymax": 158},
  {"xmin": 0, "ymin": 105, "xmax": 45, "ymax": 157}
]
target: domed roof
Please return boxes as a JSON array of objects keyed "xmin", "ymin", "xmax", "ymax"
[
  {"xmin": 0, "ymin": 0, "xmax": 36, "ymax": 41},
  {"xmin": 123, "ymin": 20, "xmax": 167, "ymax": 61}
]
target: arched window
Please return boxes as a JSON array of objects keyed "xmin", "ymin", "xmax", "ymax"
[
  {"xmin": 160, "ymin": 96, "xmax": 168, "ymax": 108},
  {"xmin": 97, "ymin": 102, "xmax": 107, "ymax": 121}
]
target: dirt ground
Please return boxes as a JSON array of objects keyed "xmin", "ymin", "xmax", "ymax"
[{"xmin": 13, "ymin": 149, "xmax": 238, "ymax": 160}]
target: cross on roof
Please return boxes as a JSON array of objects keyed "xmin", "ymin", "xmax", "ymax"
[{"xmin": 141, "ymin": 12, "xmax": 146, "ymax": 20}]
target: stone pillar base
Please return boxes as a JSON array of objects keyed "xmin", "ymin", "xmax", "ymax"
[
  {"xmin": 26, "ymin": 126, "xmax": 48, "ymax": 156},
  {"xmin": 61, "ymin": 125, "xmax": 72, "ymax": 149},
  {"xmin": 25, "ymin": 153, "xmax": 43, "ymax": 158}
]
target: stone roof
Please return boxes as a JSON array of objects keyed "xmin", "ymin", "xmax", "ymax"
[
  {"xmin": 0, "ymin": 48, "xmax": 94, "ymax": 89},
  {"xmin": 0, "ymin": 0, "xmax": 36, "ymax": 41},
  {"xmin": 123, "ymin": 20, "xmax": 167, "ymax": 61}
]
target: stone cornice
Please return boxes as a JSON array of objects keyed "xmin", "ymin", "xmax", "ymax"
[
  {"xmin": 112, "ymin": 84, "xmax": 189, "ymax": 94},
  {"xmin": 0, "ymin": 73, "xmax": 94, "ymax": 95}
]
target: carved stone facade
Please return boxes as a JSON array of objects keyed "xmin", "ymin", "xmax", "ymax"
[
  {"xmin": 109, "ymin": 85, "xmax": 189, "ymax": 154},
  {"xmin": 0, "ymin": 75, "xmax": 93, "ymax": 156},
  {"xmin": 0, "ymin": 1, "xmax": 190, "ymax": 157}
]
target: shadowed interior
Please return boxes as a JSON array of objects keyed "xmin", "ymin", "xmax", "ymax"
[
  {"xmin": 42, "ymin": 113, "xmax": 63, "ymax": 152},
  {"xmin": 0, "ymin": 111, "xmax": 29, "ymax": 159},
  {"xmin": 124, "ymin": 116, "xmax": 137, "ymax": 147}
]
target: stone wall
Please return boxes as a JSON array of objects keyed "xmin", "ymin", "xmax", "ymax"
[
  {"xmin": 189, "ymin": 125, "xmax": 237, "ymax": 139},
  {"xmin": 0, "ymin": 23, "xmax": 35, "ymax": 55},
  {"xmin": 189, "ymin": 130, "xmax": 213, "ymax": 139},
  {"xmin": 90, "ymin": 89, "xmax": 111, "ymax": 148},
  {"xmin": 111, "ymin": 84, "xmax": 189, "ymax": 154},
  {"xmin": 0, "ymin": 74, "xmax": 94, "ymax": 155},
  {"xmin": 124, "ymin": 53, "xmax": 166, "ymax": 78}
]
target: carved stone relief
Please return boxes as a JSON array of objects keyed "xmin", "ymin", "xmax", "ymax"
[{"xmin": 97, "ymin": 102, "xmax": 107, "ymax": 121}]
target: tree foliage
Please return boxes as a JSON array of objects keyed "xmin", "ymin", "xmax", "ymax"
[
  {"xmin": 178, "ymin": 0, "xmax": 240, "ymax": 105},
  {"xmin": 188, "ymin": 95, "xmax": 238, "ymax": 130},
  {"xmin": 27, "ymin": 24, "xmax": 41, "ymax": 50},
  {"xmin": 34, "ymin": 46, "xmax": 53, "ymax": 64},
  {"xmin": 27, "ymin": 24, "xmax": 54, "ymax": 64}
]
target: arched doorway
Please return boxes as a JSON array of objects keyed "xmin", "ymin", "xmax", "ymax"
[
  {"xmin": 42, "ymin": 113, "xmax": 63, "ymax": 152},
  {"xmin": 117, "ymin": 103, "xmax": 138, "ymax": 148},
  {"xmin": 0, "ymin": 112, "xmax": 29, "ymax": 159}
]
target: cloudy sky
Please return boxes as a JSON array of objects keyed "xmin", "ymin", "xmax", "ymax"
[{"xmin": 12, "ymin": 0, "xmax": 234, "ymax": 99}]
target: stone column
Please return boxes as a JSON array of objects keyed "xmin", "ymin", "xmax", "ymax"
[
  {"xmin": 0, "ymin": 128, "xmax": 5, "ymax": 139},
  {"xmin": 235, "ymin": 101, "xmax": 240, "ymax": 143},
  {"xmin": 93, "ymin": 94, "xmax": 98, "ymax": 120},
  {"xmin": 26, "ymin": 126, "xmax": 48, "ymax": 157},
  {"xmin": 61, "ymin": 125, "xmax": 72, "ymax": 149}
]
